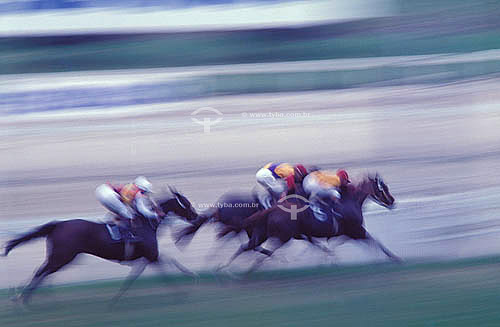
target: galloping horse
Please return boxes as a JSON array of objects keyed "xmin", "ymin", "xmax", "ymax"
[
  {"xmin": 3, "ymin": 188, "xmax": 198, "ymax": 304},
  {"xmin": 220, "ymin": 173, "xmax": 399, "ymax": 271},
  {"xmin": 175, "ymin": 190, "xmax": 277, "ymax": 256}
]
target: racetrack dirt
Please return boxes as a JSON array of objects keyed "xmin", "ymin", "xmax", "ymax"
[{"xmin": 1, "ymin": 77, "xmax": 500, "ymax": 288}]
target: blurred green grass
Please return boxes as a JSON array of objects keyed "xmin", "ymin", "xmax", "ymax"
[
  {"xmin": 2, "ymin": 30, "xmax": 500, "ymax": 75},
  {"xmin": 1, "ymin": 0, "xmax": 500, "ymax": 74},
  {"xmin": 205, "ymin": 60, "xmax": 500, "ymax": 94},
  {"xmin": 3, "ymin": 256, "xmax": 500, "ymax": 327}
]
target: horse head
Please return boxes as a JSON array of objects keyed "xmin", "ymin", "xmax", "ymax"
[
  {"xmin": 156, "ymin": 186, "xmax": 198, "ymax": 222},
  {"xmin": 366, "ymin": 173, "xmax": 396, "ymax": 209}
]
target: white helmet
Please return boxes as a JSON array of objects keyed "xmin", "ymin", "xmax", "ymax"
[{"xmin": 134, "ymin": 176, "xmax": 153, "ymax": 193}]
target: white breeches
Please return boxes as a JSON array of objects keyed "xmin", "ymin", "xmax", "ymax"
[
  {"xmin": 255, "ymin": 168, "xmax": 287, "ymax": 196},
  {"xmin": 303, "ymin": 174, "xmax": 341, "ymax": 200},
  {"xmin": 95, "ymin": 184, "xmax": 134, "ymax": 220}
]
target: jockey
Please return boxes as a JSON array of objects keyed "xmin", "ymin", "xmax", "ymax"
[
  {"xmin": 95, "ymin": 176, "xmax": 160, "ymax": 225},
  {"xmin": 255, "ymin": 162, "xmax": 309, "ymax": 209},
  {"xmin": 303, "ymin": 169, "xmax": 351, "ymax": 221}
]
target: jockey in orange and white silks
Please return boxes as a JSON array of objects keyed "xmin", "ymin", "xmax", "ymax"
[
  {"xmin": 303, "ymin": 169, "xmax": 351, "ymax": 220},
  {"xmin": 255, "ymin": 162, "xmax": 309, "ymax": 209},
  {"xmin": 95, "ymin": 176, "xmax": 159, "ymax": 222}
]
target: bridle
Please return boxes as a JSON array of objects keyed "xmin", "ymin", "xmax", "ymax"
[{"xmin": 368, "ymin": 175, "xmax": 394, "ymax": 209}]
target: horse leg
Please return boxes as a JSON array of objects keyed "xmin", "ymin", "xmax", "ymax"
[
  {"xmin": 294, "ymin": 235, "xmax": 333, "ymax": 259},
  {"xmin": 246, "ymin": 237, "xmax": 285, "ymax": 274},
  {"xmin": 204, "ymin": 231, "xmax": 231, "ymax": 266},
  {"xmin": 216, "ymin": 225, "xmax": 236, "ymax": 239},
  {"xmin": 254, "ymin": 245, "xmax": 289, "ymax": 264},
  {"xmin": 254, "ymin": 246, "xmax": 273, "ymax": 256},
  {"xmin": 217, "ymin": 243, "xmax": 250, "ymax": 271},
  {"xmin": 327, "ymin": 235, "xmax": 349, "ymax": 248},
  {"xmin": 157, "ymin": 254, "xmax": 198, "ymax": 279},
  {"xmin": 148, "ymin": 255, "xmax": 198, "ymax": 294},
  {"xmin": 111, "ymin": 259, "xmax": 148, "ymax": 305},
  {"xmin": 18, "ymin": 262, "xmax": 49, "ymax": 305},
  {"xmin": 363, "ymin": 232, "xmax": 402, "ymax": 263},
  {"xmin": 218, "ymin": 230, "xmax": 266, "ymax": 271},
  {"xmin": 20, "ymin": 251, "xmax": 77, "ymax": 304},
  {"xmin": 306, "ymin": 236, "xmax": 335, "ymax": 256}
]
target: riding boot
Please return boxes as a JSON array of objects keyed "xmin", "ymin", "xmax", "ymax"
[
  {"xmin": 257, "ymin": 189, "xmax": 274, "ymax": 209},
  {"xmin": 116, "ymin": 218, "xmax": 138, "ymax": 242},
  {"xmin": 309, "ymin": 196, "xmax": 329, "ymax": 222},
  {"xmin": 330, "ymin": 203, "xmax": 343, "ymax": 218}
]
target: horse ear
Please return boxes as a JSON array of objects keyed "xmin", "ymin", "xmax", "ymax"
[
  {"xmin": 167, "ymin": 185, "xmax": 185, "ymax": 207},
  {"xmin": 374, "ymin": 173, "xmax": 384, "ymax": 189},
  {"xmin": 168, "ymin": 185, "xmax": 177, "ymax": 195},
  {"xmin": 174, "ymin": 192, "xmax": 187, "ymax": 208}
]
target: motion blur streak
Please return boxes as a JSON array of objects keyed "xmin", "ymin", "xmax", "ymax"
[{"xmin": 1, "ymin": 0, "xmax": 500, "ymax": 325}]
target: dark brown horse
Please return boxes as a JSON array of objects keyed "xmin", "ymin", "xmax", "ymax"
[
  {"xmin": 3, "ymin": 188, "xmax": 198, "ymax": 304},
  {"xmin": 175, "ymin": 190, "xmax": 276, "ymax": 256},
  {"xmin": 220, "ymin": 173, "xmax": 399, "ymax": 271}
]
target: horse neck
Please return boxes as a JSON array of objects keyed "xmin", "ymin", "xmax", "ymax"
[
  {"xmin": 136, "ymin": 215, "xmax": 158, "ymax": 232},
  {"xmin": 161, "ymin": 198, "xmax": 176, "ymax": 214},
  {"xmin": 353, "ymin": 178, "xmax": 371, "ymax": 205},
  {"xmin": 162, "ymin": 197, "xmax": 188, "ymax": 217},
  {"xmin": 159, "ymin": 197, "xmax": 195, "ymax": 223}
]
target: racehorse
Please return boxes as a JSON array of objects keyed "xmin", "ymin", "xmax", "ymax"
[
  {"xmin": 175, "ymin": 189, "xmax": 278, "ymax": 257},
  {"xmin": 219, "ymin": 173, "xmax": 399, "ymax": 271},
  {"xmin": 3, "ymin": 188, "xmax": 198, "ymax": 304}
]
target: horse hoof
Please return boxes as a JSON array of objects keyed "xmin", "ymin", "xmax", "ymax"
[
  {"xmin": 9, "ymin": 294, "xmax": 20, "ymax": 304},
  {"xmin": 392, "ymin": 257, "xmax": 403, "ymax": 264},
  {"xmin": 11, "ymin": 294, "xmax": 31, "ymax": 311},
  {"xmin": 190, "ymin": 272, "xmax": 200, "ymax": 284},
  {"xmin": 225, "ymin": 270, "xmax": 242, "ymax": 280}
]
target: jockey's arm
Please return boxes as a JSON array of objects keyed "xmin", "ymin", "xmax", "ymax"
[
  {"xmin": 330, "ymin": 188, "xmax": 342, "ymax": 202},
  {"xmin": 284, "ymin": 175, "xmax": 295, "ymax": 192},
  {"xmin": 135, "ymin": 195, "xmax": 159, "ymax": 220}
]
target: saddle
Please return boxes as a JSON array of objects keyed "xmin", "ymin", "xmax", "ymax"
[
  {"xmin": 105, "ymin": 222, "xmax": 142, "ymax": 243},
  {"xmin": 309, "ymin": 201, "xmax": 342, "ymax": 234}
]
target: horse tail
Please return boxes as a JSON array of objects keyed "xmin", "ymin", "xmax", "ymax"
[
  {"xmin": 3, "ymin": 221, "xmax": 59, "ymax": 256},
  {"xmin": 242, "ymin": 208, "xmax": 271, "ymax": 229},
  {"xmin": 175, "ymin": 208, "xmax": 217, "ymax": 246}
]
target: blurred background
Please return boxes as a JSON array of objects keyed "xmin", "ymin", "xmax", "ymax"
[{"xmin": 1, "ymin": 0, "xmax": 500, "ymax": 326}]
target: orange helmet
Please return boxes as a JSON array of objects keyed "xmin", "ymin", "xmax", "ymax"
[{"xmin": 336, "ymin": 169, "xmax": 351, "ymax": 184}]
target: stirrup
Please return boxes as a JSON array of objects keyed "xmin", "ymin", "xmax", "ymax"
[{"xmin": 310, "ymin": 205, "xmax": 328, "ymax": 222}]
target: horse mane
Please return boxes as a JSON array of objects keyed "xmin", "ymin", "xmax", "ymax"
[
  {"xmin": 354, "ymin": 172, "xmax": 377, "ymax": 187},
  {"xmin": 346, "ymin": 172, "xmax": 377, "ymax": 201}
]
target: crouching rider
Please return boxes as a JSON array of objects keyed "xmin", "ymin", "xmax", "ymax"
[
  {"xmin": 303, "ymin": 169, "xmax": 351, "ymax": 222},
  {"xmin": 95, "ymin": 176, "xmax": 161, "ymax": 240},
  {"xmin": 255, "ymin": 162, "xmax": 309, "ymax": 209}
]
